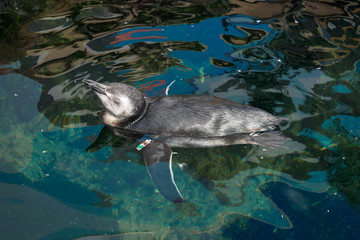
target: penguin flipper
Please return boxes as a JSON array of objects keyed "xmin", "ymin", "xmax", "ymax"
[{"xmin": 142, "ymin": 140, "xmax": 184, "ymax": 203}]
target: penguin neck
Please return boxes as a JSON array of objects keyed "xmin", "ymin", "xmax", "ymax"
[
  {"xmin": 101, "ymin": 100, "xmax": 148, "ymax": 128},
  {"xmin": 101, "ymin": 111, "xmax": 125, "ymax": 127}
]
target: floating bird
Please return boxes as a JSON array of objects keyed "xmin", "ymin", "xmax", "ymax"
[{"xmin": 83, "ymin": 79, "xmax": 288, "ymax": 203}]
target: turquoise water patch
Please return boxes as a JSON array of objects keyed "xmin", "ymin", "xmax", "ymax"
[
  {"xmin": 332, "ymin": 85, "xmax": 351, "ymax": 93},
  {"xmin": 322, "ymin": 115, "xmax": 360, "ymax": 138}
]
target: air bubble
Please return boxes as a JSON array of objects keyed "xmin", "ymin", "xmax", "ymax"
[{"xmin": 177, "ymin": 163, "xmax": 188, "ymax": 169}]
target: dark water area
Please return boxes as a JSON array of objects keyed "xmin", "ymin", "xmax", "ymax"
[{"xmin": 1, "ymin": 0, "xmax": 360, "ymax": 239}]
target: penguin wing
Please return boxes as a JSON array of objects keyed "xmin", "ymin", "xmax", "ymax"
[{"xmin": 142, "ymin": 140, "xmax": 184, "ymax": 203}]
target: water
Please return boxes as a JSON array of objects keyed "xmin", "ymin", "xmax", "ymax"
[{"xmin": 1, "ymin": 1, "xmax": 360, "ymax": 239}]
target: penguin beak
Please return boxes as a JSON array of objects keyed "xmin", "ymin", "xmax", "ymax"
[{"xmin": 83, "ymin": 79, "xmax": 106, "ymax": 95}]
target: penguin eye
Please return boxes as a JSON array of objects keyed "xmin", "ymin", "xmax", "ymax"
[{"xmin": 113, "ymin": 97, "xmax": 121, "ymax": 104}]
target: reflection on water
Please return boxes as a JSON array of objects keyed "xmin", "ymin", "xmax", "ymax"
[{"xmin": 1, "ymin": 0, "xmax": 360, "ymax": 239}]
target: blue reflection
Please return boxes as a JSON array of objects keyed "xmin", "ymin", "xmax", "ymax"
[
  {"xmin": 332, "ymin": 85, "xmax": 351, "ymax": 94},
  {"xmin": 88, "ymin": 15, "xmax": 284, "ymax": 96}
]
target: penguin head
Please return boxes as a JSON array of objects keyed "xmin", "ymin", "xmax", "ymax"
[{"xmin": 83, "ymin": 79, "xmax": 146, "ymax": 126}]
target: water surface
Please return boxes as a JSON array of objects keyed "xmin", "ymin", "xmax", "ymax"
[{"xmin": 1, "ymin": 1, "xmax": 360, "ymax": 239}]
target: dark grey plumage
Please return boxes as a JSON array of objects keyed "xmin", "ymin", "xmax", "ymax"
[
  {"xmin": 129, "ymin": 95, "xmax": 281, "ymax": 138},
  {"xmin": 83, "ymin": 79, "xmax": 286, "ymax": 148}
]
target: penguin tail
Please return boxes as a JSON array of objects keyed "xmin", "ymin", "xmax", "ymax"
[{"xmin": 252, "ymin": 131, "xmax": 289, "ymax": 149}]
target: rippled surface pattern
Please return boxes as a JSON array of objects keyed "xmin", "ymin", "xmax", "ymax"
[{"xmin": 1, "ymin": 1, "xmax": 360, "ymax": 239}]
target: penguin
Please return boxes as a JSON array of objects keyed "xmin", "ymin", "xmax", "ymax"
[{"xmin": 83, "ymin": 79, "xmax": 288, "ymax": 203}]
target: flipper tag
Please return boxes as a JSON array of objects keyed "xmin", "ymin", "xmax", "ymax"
[{"xmin": 136, "ymin": 139, "xmax": 152, "ymax": 151}]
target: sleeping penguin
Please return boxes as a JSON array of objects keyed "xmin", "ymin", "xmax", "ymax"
[{"xmin": 83, "ymin": 79, "xmax": 288, "ymax": 203}]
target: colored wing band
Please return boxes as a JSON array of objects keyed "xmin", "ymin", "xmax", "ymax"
[{"xmin": 136, "ymin": 139, "xmax": 152, "ymax": 151}]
